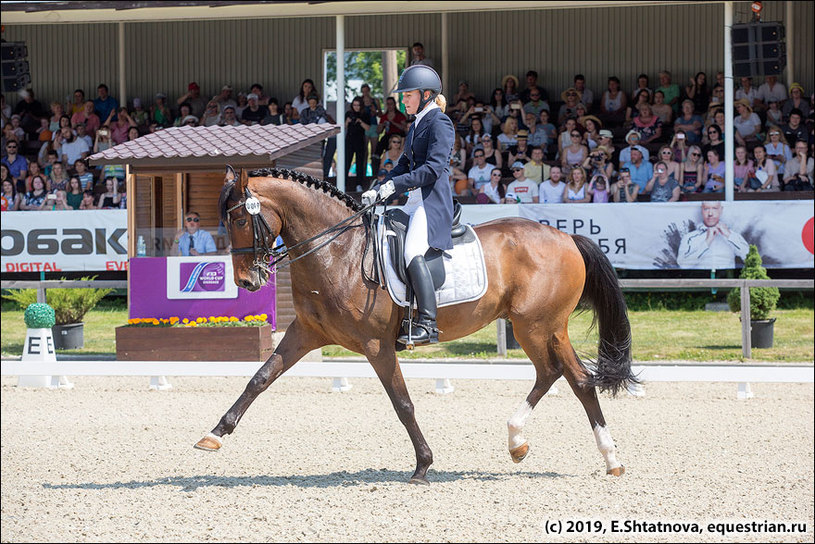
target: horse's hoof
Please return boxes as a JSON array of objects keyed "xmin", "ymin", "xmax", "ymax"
[
  {"xmin": 510, "ymin": 442, "xmax": 529, "ymax": 463},
  {"xmin": 409, "ymin": 477, "xmax": 430, "ymax": 486},
  {"xmin": 194, "ymin": 433, "xmax": 222, "ymax": 452},
  {"xmin": 607, "ymin": 466, "xmax": 625, "ymax": 476}
]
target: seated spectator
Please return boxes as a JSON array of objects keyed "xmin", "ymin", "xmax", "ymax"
[
  {"xmin": 782, "ymin": 83, "xmax": 809, "ymax": 121},
  {"xmin": 783, "ymin": 139, "xmax": 813, "ymax": 190},
  {"xmin": 624, "ymin": 89, "xmax": 651, "ymax": 128},
  {"xmin": 19, "ymin": 175, "xmax": 49, "ymax": 210},
  {"xmin": 707, "ymin": 85, "xmax": 725, "ymax": 113},
  {"xmin": 261, "ymin": 99, "xmax": 287, "ymax": 126},
  {"xmin": 733, "ymin": 98, "xmax": 762, "ymax": 149},
  {"xmin": 618, "ymin": 130, "xmax": 650, "ymax": 167},
  {"xmin": 37, "ymin": 118, "xmax": 53, "ymax": 142},
  {"xmin": 679, "ymin": 145, "xmax": 704, "ymax": 194},
  {"xmin": 520, "ymin": 70, "xmax": 548, "ymax": 104},
  {"xmin": 702, "ymin": 124, "xmax": 725, "ymax": 160},
  {"xmin": 596, "ymin": 129, "xmax": 615, "ymax": 161},
  {"xmin": 283, "ymin": 102, "xmax": 297, "ymax": 125},
  {"xmin": 623, "ymin": 146, "xmax": 653, "ymax": 192},
  {"xmin": 48, "ymin": 101, "xmax": 66, "ymax": 133},
  {"xmin": 502, "ymin": 74, "xmax": 520, "ymax": 103},
  {"xmin": 130, "ymin": 98, "xmax": 149, "ymax": 128},
  {"xmin": 477, "ymin": 167, "xmax": 505, "ymax": 204},
  {"xmin": 611, "ymin": 167, "xmax": 640, "ymax": 202},
  {"xmin": 452, "ymin": 80, "xmax": 475, "ymax": 105},
  {"xmin": 49, "ymin": 162, "xmax": 68, "ymax": 192},
  {"xmin": 177, "ymin": 82, "xmax": 207, "ymax": 119},
  {"xmin": 490, "ymin": 88, "xmax": 509, "ymax": 120},
  {"xmin": 74, "ymin": 122, "xmax": 93, "ymax": 149},
  {"xmin": 7, "ymin": 114, "xmax": 26, "ymax": 141},
  {"xmin": 673, "ymin": 99, "xmax": 704, "ymax": 145},
  {"xmin": 42, "ymin": 189, "xmax": 71, "ymax": 211},
  {"xmin": 558, "ymin": 87, "xmax": 583, "ymax": 126},
  {"xmin": 656, "ymin": 145, "xmax": 681, "ymax": 179},
  {"xmin": 25, "ymin": 160, "xmax": 45, "ymax": 193},
  {"xmin": 380, "ymin": 133, "xmax": 404, "ymax": 167},
  {"xmin": 58, "ymin": 127, "xmax": 90, "ymax": 166},
  {"xmin": 1, "ymin": 177, "xmax": 21, "ymax": 211},
  {"xmin": 560, "ymin": 126, "xmax": 589, "ymax": 176},
  {"xmin": 508, "ymin": 131, "xmax": 531, "ymax": 165},
  {"xmin": 669, "ymin": 130, "xmax": 691, "ymax": 163},
  {"xmin": 523, "ymin": 146, "xmax": 549, "ymax": 184},
  {"xmin": 215, "ymin": 84, "xmax": 239, "ymax": 114},
  {"xmin": 464, "ymin": 116, "xmax": 487, "ymax": 155},
  {"xmin": 763, "ymin": 125, "xmax": 792, "ymax": 177},
  {"xmin": 562, "ymin": 166, "xmax": 591, "ymax": 203},
  {"xmin": 651, "ymin": 90, "xmax": 673, "ymax": 125},
  {"xmin": 479, "ymin": 134, "xmax": 502, "ymax": 169},
  {"xmin": 685, "ymin": 72, "xmax": 710, "ymax": 114},
  {"xmin": 14, "ymin": 89, "xmax": 49, "ymax": 138},
  {"xmin": 172, "ymin": 211, "xmax": 217, "ymax": 256},
  {"xmin": 538, "ymin": 110, "xmax": 557, "ymax": 157},
  {"xmin": 523, "ymin": 87, "xmax": 549, "ymax": 117},
  {"xmin": 107, "ymin": 107, "xmax": 137, "ymax": 145},
  {"xmin": 71, "ymin": 101, "xmax": 101, "ymax": 138},
  {"xmin": 202, "ymin": 100, "xmax": 221, "ymax": 127},
  {"xmin": 757, "ymin": 75, "xmax": 787, "ymax": 111},
  {"xmin": 782, "ymin": 109, "xmax": 807, "ymax": 145},
  {"xmin": 586, "ymin": 173, "xmax": 610, "ymax": 203},
  {"xmin": 599, "ymin": 76, "xmax": 627, "ymax": 128},
  {"xmin": 180, "ymin": 116, "xmax": 198, "ymax": 128},
  {"xmin": 2, "ymin": 140, "xmax": 28, "ymax": 189},
  {"xmin": 656, "ymin": 70, "xmax": 681, "ymax": 115},
  {"xmin": 173, "ymin": 103, "xmax": 194, "ymax": 127},
  {"xmin": 465, "ymin": 148, "xmax": 493, "ymax": 196},
  {"xmin": 93, "ymin": 126, "xmax": 113, "ymax": 155},
  {"xmin": 149, "ymin": 94, "xmax": 172, "ymax": 128},
  {"xmin": 449, "ymin": 135, "xmax": 468, "ymax": 191},
  {"xmin": 582, "ymin": 145, "xmax": 614, "ymax": 180},
  {"xmin": 97, "ymin": 177, "xmax": 121, "ymax": 209},
  {"xmin": 766, "ymin": 98, "xmax": 784, "ymax": 127},
  {"xmin": 464, "ymin": 100, "xmax": 500, "ymax": 136},
  {"xmin": 219, "ymin": 104, "xmax": 241, "ymax": 127},
  {"xmin": 632, "ymin": 103, "xmax": 662, "ymax": 150},
  {"xmin": 733, "ymin": 145, "xmax": 756, "ymax": 192},
  {"xmin": 64, "ymin": 176, "xmax": 84, "ymax": 209},
  {"xmin": 93, "ymin": 84, "xmax": 118, "ymax": 124},
  {"xmin": 702, "ymin": 148, "xmax": 725, "ymax": 193},
  {"xmin": 497, "ymin": 117, "xmax": 520, "ymax": 152},
  {"xmin": 751, "ymin": 145, "xmax": 780, "ymax": 192},
  {"xmin": 250, "ymin": 83, "xmax": 270, "ymax": 107},
  {"xmin": 631, "ymin": 73, "xmax": 652, "ymax": 103},
  {"xmin": 505, "ymin": 161, "xmax": 538, "ymax": 203},
  {"xmin": 645, "ymin": 161, "xmax": 680, "ymax": 202},
  {"xmin": 79, "ymin": 189, "xmax": 97, "ymax": 210},
  {"xmin": 67, "ymin": 89, "xmax": 86, "ymax": 116},
  {"xmin": 539, "ymin": 165, "xmax": 565, "ymax": 203},
  {"xmin": 557, "ymin": 117, "xmax": 579, "ymax": 158},
  {"xmin": 241, "ymin": 93, "xmax": 266, "ymax": 125},
  {"xmin": 579, "ymin": 115, "xmax": 602, "ymax": 150},
  {"xmin": 573, "ymin": 74, "xmax": 594, "ymax": 111},
  {"xmin": 736, "ymin": 76, "xmax": 762, "ymax": 111}
]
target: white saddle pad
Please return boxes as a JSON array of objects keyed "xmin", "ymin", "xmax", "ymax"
[{"xmin": 379, "ymin": 221, "xmax": 488, "ymax": 308}]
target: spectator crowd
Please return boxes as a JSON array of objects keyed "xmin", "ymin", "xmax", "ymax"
[{"xmin": 2, "ymin": 44, "xmax": 813, "ymax": 212}]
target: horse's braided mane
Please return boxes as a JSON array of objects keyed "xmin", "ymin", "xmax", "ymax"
[{"xmin": 249, "ymin": 167, "xmax": 362, "ymax": 212}]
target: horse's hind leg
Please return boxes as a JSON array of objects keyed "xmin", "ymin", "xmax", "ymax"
[
  {"xmin": 506, "ymin": 328, "xmax": 564, "ymax": 463},
  {"xmin": 194, "ymin": 319, "xmax": 323, "ymax": 451},
  {"xmin": 366, "ymin": 345, "xmax": 433, "ymax": 485},
  {"xmin": 561, "ymin": 348, "xmax": 625, "ymax": 476}
]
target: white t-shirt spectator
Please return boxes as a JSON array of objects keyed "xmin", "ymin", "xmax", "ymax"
[
  {"xmin": 467, "ymin": 163, "xmax": 493, "ymax": 191},
  {"xmin": 539, "ymin": 179, "xmax": 565, "ymax": 203},
  {"xmin": 757, "ymin": 82, "xmax": 788, "ymax": 104},
  {"xmin": 505, "ymin": 178, "xmax": 539, "ymax": 203},
  {"xmin": 60, "ymin": 139, "xmax": 90, "ymax": 166},
  {"xmin": 733, "ymin": 113, "xmax": 762, "ymax": 138},
  {"xmin": 735, "ymin": 86, "xmax": 760, "ymax": 105}
]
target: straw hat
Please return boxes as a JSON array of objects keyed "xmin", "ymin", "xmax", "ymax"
[
  {"xmin": 594, "ymin": 145, "xmax": 611, "ymax": 159},
  {"xmin": 579, "ymin": 115, "xmax": 602, "ymax": 129},
  {"xmin": 501, "ymin": 74, "xmax": 519, "ymax": 88},
  {"xmin": 561, "ymin": 87, "xmax": 582, "ymax": 102},
  {"xmin": 734, "ymin": 98, "xmax": 753, "ymax": 112},
  {"xmin": 789, "ymin": 82, "xmax": 804, "ymax": 94}
]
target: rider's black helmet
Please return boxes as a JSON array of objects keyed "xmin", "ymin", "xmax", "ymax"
[{"xmin": 394, "ymin": 64, "xmax": 442, "ymax": 95}]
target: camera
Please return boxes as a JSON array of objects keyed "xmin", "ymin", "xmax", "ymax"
[
  {"xmin": 511, "ymin": 103, "xmax": 521, "ymax": 110},
  {"xmin": 657, "ymin": 168, "xmax": 665, "ymax": 174},
  {"xmin": 676, "ymin": 133, "xmax": 685, "ymax": 140},
  {"xmin": 475, "ymin": 107, "xmax": 483, "ymax": 113},
  {"xmin": 47, "ymin": 194, "xmax": 56, "ymax": 200}
]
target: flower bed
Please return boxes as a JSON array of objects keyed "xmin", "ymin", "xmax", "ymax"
[{"xmin": 116, "ymin": 314, "xmax": 274, "ymax": 361}]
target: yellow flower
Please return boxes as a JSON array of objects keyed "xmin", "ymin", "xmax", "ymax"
[
  {"xmin": 169, "ymin": 317, "xmax": 179, "ymax": 324},
  {"xmin": 182, "ymin": 318, "xmax": 189, "ymax": 324},
  {"xmin": 229, "ymin": 316, "xmax": 239, "ymax": 322},
  {"xmin": 244, "ymin": 315, "xmax": 254, "ymax": 322},
  {"xmin": 197, "ymin": 317, "xmax": 206, "ymax": 324},
  {"xmin": 151, "ymin": 318, "xmax": 159, "ymax": 325},
  {"xmin": 260, "ymin": 313, "xmax": 268, "ymax": 320}
]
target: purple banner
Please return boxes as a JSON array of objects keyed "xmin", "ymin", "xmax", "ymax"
[{"xmin": 129, "ymin": 257, "xmax": 276, "ymax": 328}]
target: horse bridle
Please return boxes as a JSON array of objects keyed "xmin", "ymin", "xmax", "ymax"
[{"xmin": 225, "ymin": 183, "xmax": 381, "ymax": 273}]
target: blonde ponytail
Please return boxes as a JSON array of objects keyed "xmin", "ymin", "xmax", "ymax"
[{"xmin": 435, "ymin": 93, "xmax": 447, "ymax": 113}]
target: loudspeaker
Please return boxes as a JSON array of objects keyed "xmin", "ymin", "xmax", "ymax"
[
  {"xmin": 731, "ymin": 22, "xmax": 786, "ymax": 78},
  {"xmin": 1, "ymin": 41, "xmax": 31, "ymax": 93}
]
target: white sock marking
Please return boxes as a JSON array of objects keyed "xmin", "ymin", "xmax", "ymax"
[
  {"xmin": 507, "ymin": 400, "xmax": 533, "ymax": 450},
  {"xmin": 593, "ymin": 424, "xmax": 620, "ymax": 471}
]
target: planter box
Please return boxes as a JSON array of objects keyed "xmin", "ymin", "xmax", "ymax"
[{"xmin": 116, "ymin": 323, "xmax": 274, "ymax": 361}]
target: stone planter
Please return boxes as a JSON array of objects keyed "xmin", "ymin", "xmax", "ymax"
[{"xmin": 115, "ymin": 323, "xmax": 274, "ymax": 361}]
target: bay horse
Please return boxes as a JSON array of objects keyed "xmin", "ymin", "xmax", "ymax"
[{"xmin": 195, "ymin": 167, "xmax": 637, "ymax": 484}]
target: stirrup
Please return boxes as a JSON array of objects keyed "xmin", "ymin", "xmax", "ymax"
[{"xmin": 397, "ymin": 318, "xmax": 439, "ymax": 348}]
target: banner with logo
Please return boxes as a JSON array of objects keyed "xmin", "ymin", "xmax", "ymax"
[
  {"xmin": 459, "ymin": 201, "xmax": 814, "ymax": 270},
  {"xmin": 167, "ymin": 257, "xmax": 239, "ymax": 299},
  {"xmin": 1, "ymin": 210, "xmax": 127, "ymax": 272}
]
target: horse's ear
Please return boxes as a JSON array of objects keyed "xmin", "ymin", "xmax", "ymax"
[
  {"xmin": 225, "ymin": 164, "xmax": 237, "ymax": 183},
  {"xmin": 237, "ymin": 168, "xmax": 249, "ymax": 193}
]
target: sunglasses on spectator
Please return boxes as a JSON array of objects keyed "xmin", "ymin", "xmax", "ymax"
[
  {"xmin": 769, "ymin": 132, "xmax": 780, "ymax": 135},
  {"xmin": 474, "ymin": 153, "xmax": 485, "ymax": 158},
  {"xmin": 491, "ymin": 171, "xmax": 501, "ymax": 176},
  {"xmin": 691, "ymin": 152, "xmax": 701, "ymax": 156},
  {"xmin": 512, "ymin": 168, "xmax": 524, "ymax": 172},
  {"xmin": 661, "ymin": 150, "xmax": 672, "ymax": 154},
  {"xmin": 571, "ymin": 133, "xmax": 581, "ymax": 137},
  {"xmin": 186, "ymin": 217, "xmax": 200, "ymax": 222},
  {"xmin": 619, "ymin": 168, "xmax": 630, "ymax": 173},
  {"xmin": 567, "ymin": 92, "xmax": 577, "ymax": 97}
]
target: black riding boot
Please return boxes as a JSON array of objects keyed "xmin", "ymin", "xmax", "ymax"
[{"xmin": 397, "ymin": 255, "xmax": 439, "ymax": 346}]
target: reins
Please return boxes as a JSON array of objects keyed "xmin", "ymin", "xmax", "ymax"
[{"xmin": 226, "ymin": 184, "xmax": 384, "ymax": 274}]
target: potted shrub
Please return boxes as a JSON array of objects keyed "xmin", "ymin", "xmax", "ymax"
[
  {"xmin": 2, "ymin": 277, "xmax": 113, "ymax": 350},
  {"xmin": 727, "ymin": 245, "xmax": 780, "ymax": 348}
]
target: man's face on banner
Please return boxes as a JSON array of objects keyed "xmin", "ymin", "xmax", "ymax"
[{"xmin": 701, "ymin": 202, "xmax": 722, "ymax": 228}]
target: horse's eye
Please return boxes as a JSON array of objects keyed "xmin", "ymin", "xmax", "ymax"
[{"xmin": 236, "ymin": 218, "xmax": 248, "ymax": 227}]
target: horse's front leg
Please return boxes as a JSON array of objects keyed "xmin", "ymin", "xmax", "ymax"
[
  {"xmin": 194, "ymin": 319, "xmax": 323, "ymax": 451},
  {"xmin": 366, "ymin": 343, "xmax": 433, "ymax": 485}
]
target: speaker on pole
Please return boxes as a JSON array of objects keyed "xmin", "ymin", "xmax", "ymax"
[
  {"xmin": 1, "ymin": 41, "xmax": 31, "ymax": 93},
  {"xmin": 731, "ymin": 22, "xmax": 786, "ymax": 78}
]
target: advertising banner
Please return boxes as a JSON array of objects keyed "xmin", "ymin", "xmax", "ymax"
[
  {"xmin": 460, "ymin": 201, "xmax": 814, "ymax": 270},
  {"xmin": 1, "ymin": 210, "xmax": 127, "ymax": 272},
  {"xmin": 167, "ymin": 257, "xmax": 239, "ymax": 299}
]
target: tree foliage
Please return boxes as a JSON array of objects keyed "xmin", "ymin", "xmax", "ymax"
[{"xmin": 726, "ymin": 245, "xmax": 780, "ymax": 320}]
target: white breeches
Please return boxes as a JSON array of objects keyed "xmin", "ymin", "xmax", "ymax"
[{"xmin": 403, "ymin": 198, "xmax": 429, "ymax": 265}]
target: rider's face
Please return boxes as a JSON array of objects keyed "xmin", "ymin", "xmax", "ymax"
[{"xmin": 402, "ymin": 90, "xmax": 421, "ymax": 115}]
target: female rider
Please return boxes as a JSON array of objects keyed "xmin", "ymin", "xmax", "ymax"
[{"xmin": 362, "ymin": 65, "xmax": 455, "ymax": 346}]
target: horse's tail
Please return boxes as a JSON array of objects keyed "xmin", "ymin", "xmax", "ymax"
[{"xmin": 572, "ymin": 234, "xmax": 638, "ymax": 396}]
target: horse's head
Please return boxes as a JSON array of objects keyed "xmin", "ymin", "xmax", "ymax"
[{"xmin": 219, "ymin": 166, "xmax": 281, "ymax": 291}]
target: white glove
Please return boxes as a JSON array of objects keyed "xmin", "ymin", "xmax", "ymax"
[
  {"xmin": 377, "ymin": 179, "xmax": 396, "ymax": 200},
  {"xmin": 361, "ymin": 189, "xmax": 377, "ymax": 206}
]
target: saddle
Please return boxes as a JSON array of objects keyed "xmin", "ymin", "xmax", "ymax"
[{"xmin": 382, "ymin": 200, "xmax": 466, "ymax": 287}]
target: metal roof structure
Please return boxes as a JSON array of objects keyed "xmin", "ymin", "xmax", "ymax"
[{"xmin": 88, "ymin": 122, "xmax": 339, "ymax": 169}]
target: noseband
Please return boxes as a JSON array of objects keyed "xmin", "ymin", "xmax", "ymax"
[{"xmin": 226, "ymin": 186, "xmax": 285, "ymax": 273}]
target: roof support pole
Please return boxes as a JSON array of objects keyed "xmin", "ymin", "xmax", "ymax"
[
  {"xmin": 335, "ymin": 15, "xmax": 346, "ymax": 192},
  {"xmin": 785, "ymin": 1, "xmax": 794, "ymax": 86},
  {"xmin": 118, "ymin": 22, "xmax": 126, "ymax": 110},
  {"xmin": 441, "ymin": 12, "xmax": 449, "ymax": 100},
  {"xmin": 724, "ymin": 1, "xmax": 734, "ymax": 201}
]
